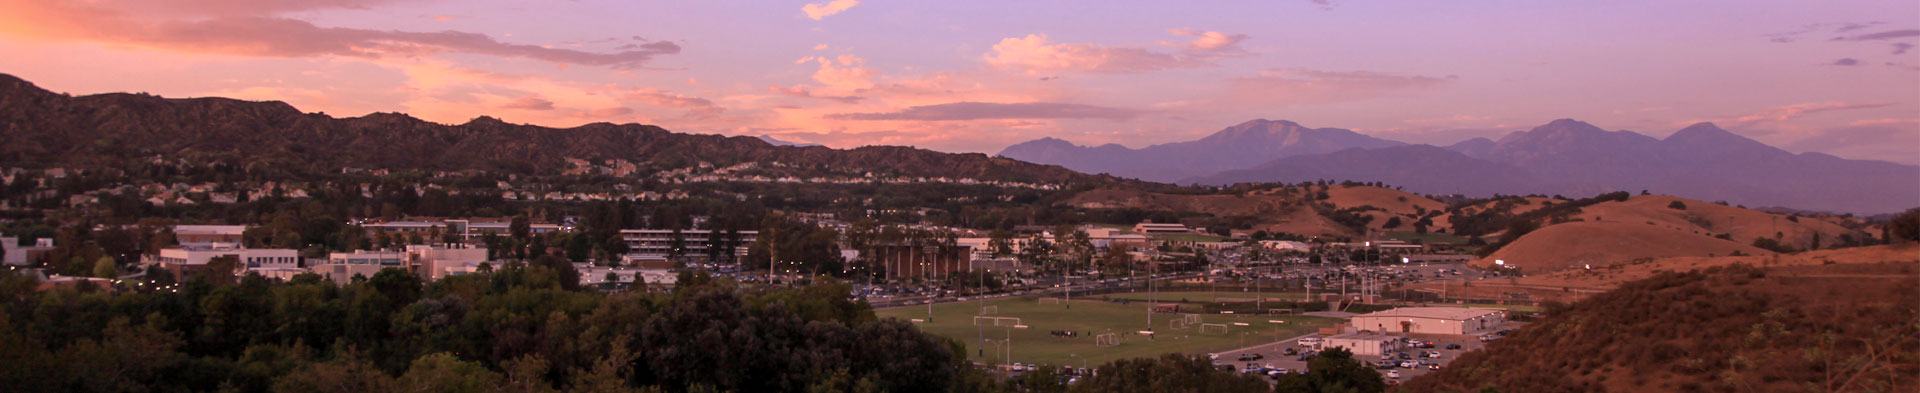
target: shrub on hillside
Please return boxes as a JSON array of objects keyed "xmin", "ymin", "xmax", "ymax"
[{"xmin": 1667, "ymin": 201, "xmax": 1686, "ymax": 210}]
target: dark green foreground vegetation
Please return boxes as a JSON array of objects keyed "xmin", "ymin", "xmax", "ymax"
[{"xmin": 0, "ymin": 264, "xmax": 1398, "ymax": 393}]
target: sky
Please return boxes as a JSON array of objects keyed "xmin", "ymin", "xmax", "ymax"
[{"xmin": 1, "ymin": 0, "xmax": 1916, "ymax": 164}]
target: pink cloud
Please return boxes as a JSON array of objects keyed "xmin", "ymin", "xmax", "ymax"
[
  {"xmin": 984, "ymin": 34, "xmax": 1204, "ymax": 73},
  {"xmin": 768, "ymin": 85, "xmax": 864, "ymax": 103},
  {"xmin": 500, "ymin": 95, "xmax": 555, "ymax": 111},
  {"xmin": 802, "ymin": 0, "xmax": 861, "ymax": 20},
  {"xmin": 1163, "ymin": 28, "xmax": 1249, "ymax": 52},
  {"xmin": 1723, "ymin": 101, "xmax": 1895, "ymax": 126},
  {"xmin": 826, "ymin": 102, "xmax": 1141, "ymax": 121},
  {"xmin": 0, "ymin": 1, "xmax": 680, "ymax": 68},
  {"xmin": 621, "ymin": 88, "xmax": 723, "ymax": 119}
]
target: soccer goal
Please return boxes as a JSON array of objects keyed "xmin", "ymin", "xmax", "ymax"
[
  {"xmin": 974, "ymin": 316, "xmax": 1022, "ymax": 326},
  {"xmin": 979, "ymin": 305, "xmax": 999, "ymax": 315},
  {"xmin": 1039, "ymin": 298, "xmax": 1066, "ymax": 305},
  {"xmin": 1198, "ymin": 323, "xmax": 1230, "ymax": 335},
  {"xmin": 1167, "ymin": 319, "xmax": 1190, "ymax": 330},
  {"xmin": 1094, "ymin": 333, "xmax": 1121, "ymax": 347},
  {"xmin": 1182, "ymin": 314, "xmax": 1202, "ymax": 325}
]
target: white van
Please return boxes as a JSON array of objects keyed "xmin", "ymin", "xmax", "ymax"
[{"xmin": 1296, "ymin": 337, "xmax": 1323, "ymax": 347}]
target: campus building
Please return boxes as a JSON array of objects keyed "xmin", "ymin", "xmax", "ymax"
[
  {"xmin": 1131, "ymin": 222, "xmax": 1191, "ymax": 234},
  {"xmin": 310, "ymin": 250, "xmax": 407, "ymax": 284},
  {"xmin": 1350, "ymin": 307, "xmax": 1507, "ymax": 335},
  {"xmin": 172, "ymin": 225, "xmax": 248, "ymax": 246},
  {"xmin": 1323, "ymin": 334, "xmax": 1404, "ymax": 356},
  {"xmin": 363, "ymin": 218, "xmax": 563, "ymax": 242},
  {"xmin": 144, "ymin": 245, "xmax": 301, "ymax": 281},
  {"xmin": 618, "ymin": 229, "xmax": 758, "ymax": 264}
]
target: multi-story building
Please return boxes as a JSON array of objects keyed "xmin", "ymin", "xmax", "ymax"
[
  {"xmin": 618, "ymin": 229, "xmax": 759, "ymax": 264},
  {"xmin": 173, "ymin": 225, "xmax": 248, "ymax": 246},
  {"xmin": 311, "ymin": 250, "xmax": 408, "ymax": 284},
  {"xmin": 404, "ymin": 245, "xmax": 490, "ymax": 281},
  {"xmin": 362, "ymin": 218, "xmax": 563, "ymax": 242},
  {"xmin": 144, "ymin": 245, "xmax": 300, "ymax": 281}
]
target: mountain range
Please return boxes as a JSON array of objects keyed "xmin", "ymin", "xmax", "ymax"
[
  {"xmin": 1001, "ymin": 119, "xmax": 1918, "ymax": 214},
  {"xmin": 0, "ymin": 73, "xmax": 1125, "ymax": 187}
]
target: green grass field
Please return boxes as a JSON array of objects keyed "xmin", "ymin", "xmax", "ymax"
[
  {"xmin": 875, "ymin": 296, "xmax": 1340, "ymax": 368},
  {"xmin": 1095, "ymin": 290, "xmax": 1310, "ymax": 303}
]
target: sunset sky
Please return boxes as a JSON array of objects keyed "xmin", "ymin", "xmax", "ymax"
[{"xmin": 2, "ymin": 0, "xmax": 1915, "ymax": 163}]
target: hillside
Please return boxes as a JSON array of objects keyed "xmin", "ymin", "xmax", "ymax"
[
  {"xmin": 1519, "ymin": 243, "xmax": 1920, "ymax": 291},
  {"xmin": 0, "ymin": 73, "xmax": 1125, "ymax": 186},
  {"xmin": 1403, "ymin": 261, "xmax": 1919, "ymax": 393},
  {"xmin": 1571, "ymin": 195, "xmax": 1874, "ymax": 252},
  {"xmin": 997, "ymin": 119, "xmax": 1403, "ymax": 182},
  {"xmin": 1063, "ymin": 185, "xmax": 1437, "ymax": 238},
  {"xmin": 1479, "ymin": 221, "xmax": 1773, "ymax": 273}
]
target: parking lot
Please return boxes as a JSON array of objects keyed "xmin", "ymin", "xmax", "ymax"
[{"xmin": 1208, "ymin": 321, "xmax": 1526, "ymax": 385}]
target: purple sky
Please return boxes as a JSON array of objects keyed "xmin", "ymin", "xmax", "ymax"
[{"xmin": 1, "ymin": 0, "xmax": 1915, "ymax": 163}]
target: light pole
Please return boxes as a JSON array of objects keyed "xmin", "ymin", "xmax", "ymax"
[{"xmin": 978, "ymin": 267, "xmax": 987, "ymax": 358}]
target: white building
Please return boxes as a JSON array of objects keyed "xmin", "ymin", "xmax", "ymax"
[
  {"xmin": 311, "ymin": 251, "xmax": 407, "ymax": 284},
  {"xmin": 1259, "ymin": 240, "xmax": 1311, "ymax": 251},
  {"xmin": 2, "ymin": 235, "xmax": 53, "ymax": 266},
  {"xmin": 145, "ymin": 245, "xmax": 301, "ymax": 279},
  {"xmin": 1350, "ymin": 307, "xmax": 1507, "ymax": 335},
  {"xmin": 406, "ymin": 245, "xmax": 491, "ymax": 281},
  {"xmin": 1324, "ymin": 334, "xmax": 1403, "ymax": 356},
  {"xmin": 1131, "ymin": 222, "xmax": 1190, "ymax": 234}
]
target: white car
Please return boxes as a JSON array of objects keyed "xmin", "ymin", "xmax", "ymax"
[
  {"xmin": 1428, "ymin": 351, "xmax": 1443, "ymax": 358},
  {"xmin": 1387, "ymin": 370, "xmax": 1400, "ymax": 379}
]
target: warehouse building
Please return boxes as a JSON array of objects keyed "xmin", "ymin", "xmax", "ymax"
[{"xmin": 1351, "ymin": 307, "xmax": 1506, "ymax": 335}]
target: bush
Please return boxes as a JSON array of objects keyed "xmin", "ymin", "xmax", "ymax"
[{"xmin": 1667, "ymin": 201, "xmax": 1687, "ymax": 210}]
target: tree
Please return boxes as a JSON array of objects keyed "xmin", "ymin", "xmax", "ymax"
[
  {"xmin": 92, "ymin": 256, "xmax": 117, "ymax": 278},
  {"xmin": 397, "ymin": 352, "xmax": 504, "ymax": 393},
  {"xmin": 510, "ymin": 214, "xmax": 532, "ymax": 240},
  {"xmin": 1069, "ymin": 354, "xmax": 1268, "ymax": 393},
  {"xmin": 1891, "ymin": 208, "xmax": 1920, "ymax": 243},
  {"xmin": 1269, "ymin": 347, "xmax": 1385, "ymax": 393},
  {"xmin": 1667, "ymin": 200, "xmax": 1688, "ymax": 210}
]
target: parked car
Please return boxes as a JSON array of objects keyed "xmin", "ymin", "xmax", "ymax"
[
  {"xmin": 1445, "ymin": 343, "xmax": 1463, "ymax": 350},
  {"xmin": 1428, "ymin": 351, "xmax": 1444, "ymax": 358},
  {"xmin": 1397, "ymin": 352, "xmax": 1411, "ymax": 360},
  {"xmin": 1497, "ymin": 329, "xmax": 1513, "ymax": 336},
  {"xmin": 1399, "ymin": 360, "xmax": 1417, "ymax": 368},
  {"xmin": 1237, "ymin": 353, "xmax": 1263, "ymax": 361},
  {"xmin": 1387, "ymin": 370, "xmax": 1400, "ymax": 379},
  {"xmin": 1282, "ymin": 347, "xmax": 1299, "ymax": 356}
]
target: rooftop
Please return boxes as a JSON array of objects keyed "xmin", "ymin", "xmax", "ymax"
[{"xmin": 1355, "ymin": 307, "xmax": 1503, "ymax": 321}]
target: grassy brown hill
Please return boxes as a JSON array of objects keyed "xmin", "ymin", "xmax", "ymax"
[
  {"xmin": 1401, "ymin": 261, "xmax": 1919, "ymax": 393},
  {"xmin": 1571, "ymin": 195, "xmax": 1874, "ymax": 252},
  {"xmin": 0, "ymin": 73, "xmax": 1126, "ymax": 185},
  {"xmin": 1479, "ymin": 221, "xmax": 1774, "ymax": 273},
  {"xmin": 1519, "ymin": 243, "xmax": 1919, "ymax": 291},
  {"xmin": 1475, "ymin": 195, "xmax": 1881, "ymax": 273}
]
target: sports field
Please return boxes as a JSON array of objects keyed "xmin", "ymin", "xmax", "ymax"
[
  {"xmin": 874, "ymin": 296, "xmax": 1341, "ymax": 368},
  {"xmin": 1097, "ymin": 290, "xmax": 1310, "ymax": 303}
]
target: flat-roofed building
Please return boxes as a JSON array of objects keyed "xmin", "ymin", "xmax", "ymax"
[
  {"xmin": 145, "ymin": 245, "xmax": 300, "ymax": 281},
  {"xmin": 405, "ymin": 245, "xmax": 490, "ymax": 281},
  {"xmin": 1351, "ymin": 307, "xmax": 1507, "ymax": 335},
  {"xmin": 311, "ymin": 251, "xmax": 408, "ymax": 284},
  {"xmin": 618, "ymin": 229, "xmax": 758, "ymax": 264},
  {"xmin": 362, "ymin": 218, "xmax": 562, "ymax": 242},
  {"xmin": 1324, "ymin": 334, "xmax": 1403, "ymax": 356}
]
